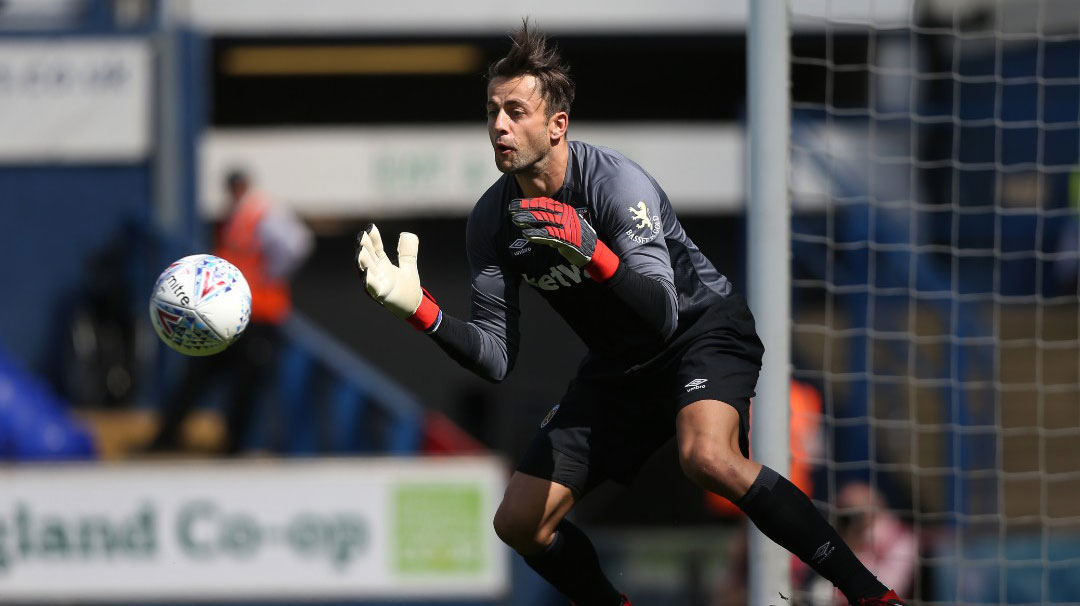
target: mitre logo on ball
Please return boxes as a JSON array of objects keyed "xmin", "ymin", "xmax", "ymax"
[{"xmin": 149, "ymin": 254, "xmax": 252, "ymax": 356}]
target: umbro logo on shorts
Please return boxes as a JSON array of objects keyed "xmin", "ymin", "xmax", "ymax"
[{"xmin": 685, "ymin": 378, "xmax": 708, "ymax": 392}]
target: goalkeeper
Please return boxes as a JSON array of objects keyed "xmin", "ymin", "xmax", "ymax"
[{"xmin": 356, "ymin": 21, "xmax": 904, "ymax": 606}]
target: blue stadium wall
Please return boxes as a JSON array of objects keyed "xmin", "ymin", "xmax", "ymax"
[
  {"xmin": 0, "ymin": 26, "xmax": 204, "ymax": 385},
  {"xmin": 0, "ymin": 165, "xmax": 152, "ymax": 374}
]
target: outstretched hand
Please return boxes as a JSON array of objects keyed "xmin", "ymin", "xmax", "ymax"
[{"xmin": 355, "ymin": 223, "xmax": 423, "ymax": 319}]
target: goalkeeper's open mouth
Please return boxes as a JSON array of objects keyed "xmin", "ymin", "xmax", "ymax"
[{"xmin": 495, "ymin": 142, "xmax": 515, "ymax": 155}]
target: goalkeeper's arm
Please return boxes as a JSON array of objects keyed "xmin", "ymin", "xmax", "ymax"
[
  {"xmin": 509, "ymin": 197, "xmax": 677, "ymax": 344},
  {"xmin": 356, "ymin": 225, "xmax": 517, "ymax": 382}
]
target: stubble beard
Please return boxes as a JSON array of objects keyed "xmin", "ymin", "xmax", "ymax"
[{"xmin": 497, "ymin": 144, "xmax": 548, "ymax": 176}]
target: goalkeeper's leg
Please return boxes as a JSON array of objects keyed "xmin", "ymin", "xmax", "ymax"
[
  {"xmin": 676, "ymin": 399, "xmax": 897, "ymax": 605},
  {"xmin": 493, "ymin": 472, "xmax": 626, "ymax": 606}
]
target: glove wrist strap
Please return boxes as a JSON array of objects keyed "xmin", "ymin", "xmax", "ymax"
[
  {"xmin": 585, "ymin": 241, "xmax": 619, "ymax": 282},
  {"xmin": 407, "ymin": 288, "xmax": 442, "ymax": 331}
]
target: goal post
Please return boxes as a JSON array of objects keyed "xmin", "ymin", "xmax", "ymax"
[
  {"xmin": 747, "ymin": 1, "xmax": 793, "ymax": 605},
  {"xmin": 778, "ymin": 1, "xmax": 1080, "ymax": 605}
]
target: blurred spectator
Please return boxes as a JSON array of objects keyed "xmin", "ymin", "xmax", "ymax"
[
  {"xmin": 802, "ymin": 482, "xmax": 918, "ymax": 606},
  {"xmin": 710, "ymin": 382, "xmax": 916, "ymax": 606},
  {"xmin": 57, "ymin": 220, "xmax": 146, "ymax": 409},
  {"xmin": 146, "ymin": 169, "xmax": 313, "ymax": 455}
]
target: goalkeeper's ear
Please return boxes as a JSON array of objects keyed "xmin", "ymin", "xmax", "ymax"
[{"xmin": 548, "ymin": 109, "xmax": 569, "ymax": 142}]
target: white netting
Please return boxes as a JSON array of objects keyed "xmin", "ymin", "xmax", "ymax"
[{"xmin": 787, "ymin": 1, "xmax": 1080, "ymax": 604}]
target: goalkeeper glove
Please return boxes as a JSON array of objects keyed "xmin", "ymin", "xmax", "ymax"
[
  {"xmin": 509, "ymin": 197, "xmax": 620, "ymax": 281},
  {"xmin": 355, "ymin": 224, "xmax": 441, "ymax": 331}
]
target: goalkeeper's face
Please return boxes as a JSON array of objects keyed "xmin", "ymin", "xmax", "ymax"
[{"xmin": 486, "ymin": 75, "xmax": 560, "ymax": 175}]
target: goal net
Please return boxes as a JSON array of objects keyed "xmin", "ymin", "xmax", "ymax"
[{"xmin": 786, "ymin": 1, "xmax": 1080, "ymax": 604}]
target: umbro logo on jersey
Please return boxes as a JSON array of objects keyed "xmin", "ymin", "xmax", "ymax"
[
  {"xmin": 509, "ymin": 238, "xmax": 532, "ymax": 256},
  {"xmin": 685, "ymin": 378, "xmax": 708, "ymax": 392}
]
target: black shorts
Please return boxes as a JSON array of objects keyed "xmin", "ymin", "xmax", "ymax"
[{"xmin": 516, "ymin": 294, "xmax": 764, "ymax": 497}]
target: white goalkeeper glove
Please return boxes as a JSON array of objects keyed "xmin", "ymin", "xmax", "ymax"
[{"xmin": 355, "ymin": 224, "xmax": 441, "ymax": 331}]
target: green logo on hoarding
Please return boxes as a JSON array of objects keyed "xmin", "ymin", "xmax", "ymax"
[{"xmin": 393, "ymin": 484, "xmax": 484, "ymax": 574}]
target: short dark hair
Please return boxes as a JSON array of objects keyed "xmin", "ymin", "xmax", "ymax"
[
  {"xmin": 486, "ymin": 19, "xmax": 575, "ymax": 117},
  {"xmin": 225, "ymin": 168, "xmax": 249, "ymax": 191}
]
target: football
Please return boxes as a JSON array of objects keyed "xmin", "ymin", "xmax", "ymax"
[{"xmin": 149, "ymin": 254, "xmax": 252, "ymax": 356}]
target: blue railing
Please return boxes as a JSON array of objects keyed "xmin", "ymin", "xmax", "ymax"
[{"xmin": 273, "ymin": 312, "xmax": 423, "ymax": 455}]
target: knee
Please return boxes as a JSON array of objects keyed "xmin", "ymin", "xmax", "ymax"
[
  {"xmin": 678, "ymin": 442, "xmax": 747, "ymax": 498},
  {"xmin": 492, "ymin": 503, "xmax": 549, "ymax": 555}
]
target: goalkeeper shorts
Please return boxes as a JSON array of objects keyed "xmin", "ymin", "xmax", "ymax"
[{"xmin": 515, "ymin": 293, "xmax": 764, "ymax": 498}]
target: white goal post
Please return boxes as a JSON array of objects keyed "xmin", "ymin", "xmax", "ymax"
[
  {"xmin": 748, "ymin": 1, "xmax": 1080, "ymax": 605},
  {"xmin": 747, "ymin": 1, "xmax": 794, "ymax": 605}
]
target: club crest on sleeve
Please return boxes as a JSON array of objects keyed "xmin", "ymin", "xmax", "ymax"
[
  {"xmin": 540, "ymin": 404, "xmax": 560, "ymax": 428},
  {"xmin": 626, "ymin": 201, "xmax": 661, "ymax": 244}
]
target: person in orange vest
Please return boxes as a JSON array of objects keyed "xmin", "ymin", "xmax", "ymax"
[
  {"xmin": 146, "ymin": 169, "xmax": 313, "ymax": 454},
  {"xmin": 710, "ymin": 379, "xmax": 824, "ymax": 606},
  {"xmin": 706, "ymin": 379, "xmax": 823, "ymax": 517}
]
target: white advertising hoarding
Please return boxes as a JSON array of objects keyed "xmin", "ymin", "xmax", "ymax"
[
  {"xmin": 0, "ymin": 39, "xmax": 151, "ymax": 162},
  {"xmin": 199, "ymin": 124, "xmax": 745, "ymax": 219},
  {"xmin": 176, "ymin": 0, "xmax": 916, "ymax": 34},
  {"xmin": 0, "ymin": 457, "xmax": 509, "ymax": 602},
  {"xmin": 179, "ymin": 0, "xmax": 751, "ymax": 34}
]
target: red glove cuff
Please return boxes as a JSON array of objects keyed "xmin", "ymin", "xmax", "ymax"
[
  {"xmin": 407, "ymin": 288, "xmax": 442, "ymax": 331},
  {"xmin": 585, "ymin": 241, "xmax": 620, "ymax": 282}
]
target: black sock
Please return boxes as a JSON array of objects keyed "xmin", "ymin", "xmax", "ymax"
[
  {"xmin": 735, "ymin": 466, "xmax": 888, "ymax": 602},
  {"xmin": 522, "ymin": 520, "xmax": 623, "ymax": 606}
]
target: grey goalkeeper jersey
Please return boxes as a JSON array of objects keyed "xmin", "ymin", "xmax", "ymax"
[{"xmin": 464, "ymin": 140, "xmax": 732, "ymax": 379}]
